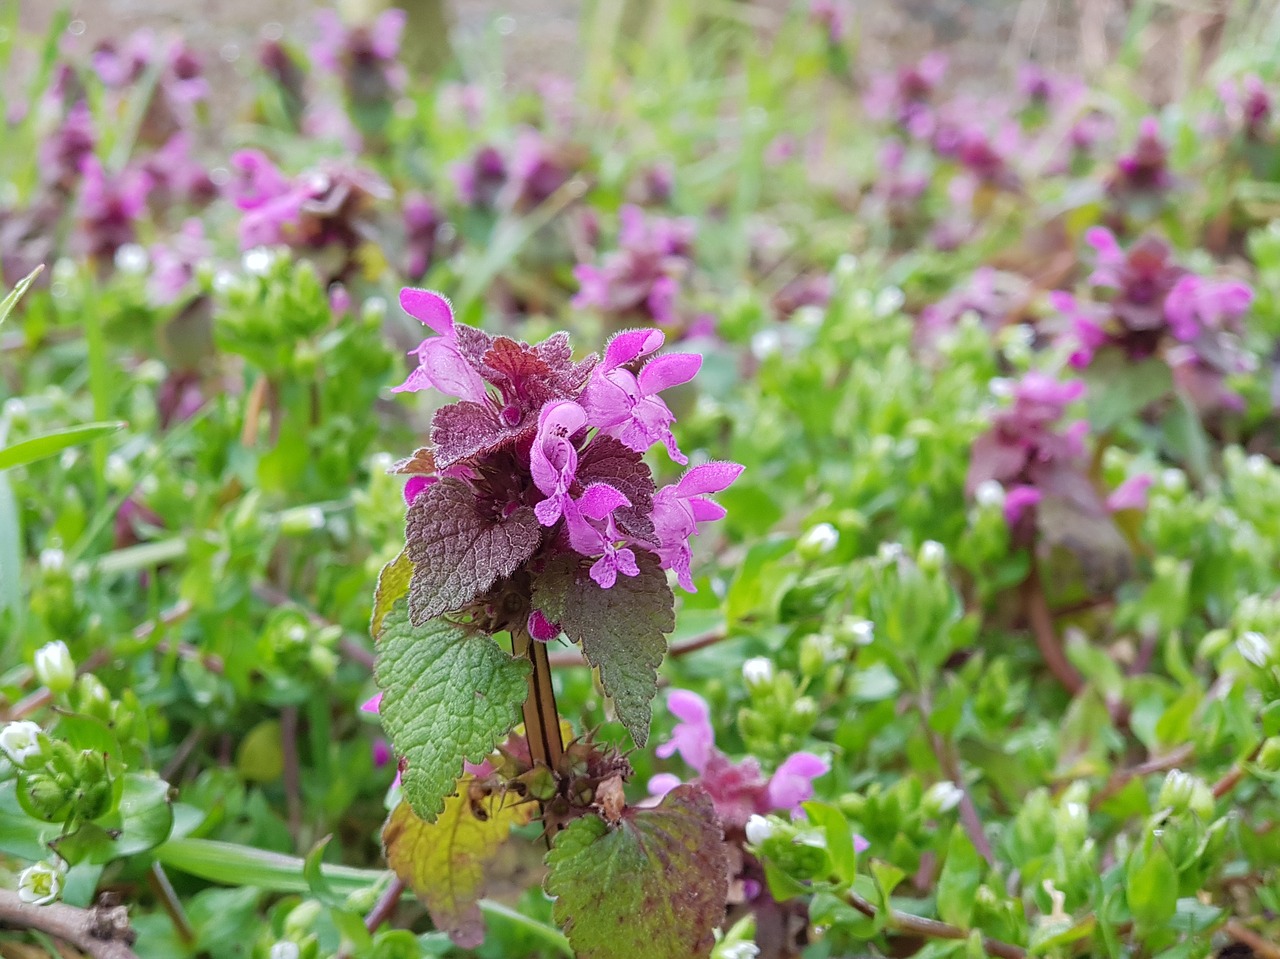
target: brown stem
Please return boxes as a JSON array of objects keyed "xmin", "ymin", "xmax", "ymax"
[
  {"xmin": 241, "ymin": 375, "xmax": 269, "ymax": 448},
  {"xmin": 364, "ymin": 877, "xmax": 406, "ymax": 933},
  {"xmin": 1021, "ymin": 560, "xmax": 1084, "ymax": 697},
  {"xmin": 918, "ymin": 688, "xmax": 994, "ymax": 866},
  {"xmin": 281, "ymin": 706, "xmax": 303, "ymax": 845},
  {"xmin": 146, "ymin": 863, "xmax": 194, "ymax": 945},
  {"xmin": 1213, "ymin": 742, "xmax": 1264, "ymax": 799},
  {"xmin": 0, "ymin": 889, "xmax": 141, "ymax": 959},
  {"xmin": 845, "ymin": 890, "xmax": 1026, "ymax": 959},
  {"xmin": 1224, "ymin": 920, "xmax": 1280, "ymax": 959},
  {"xmin": 513, "ymin": 628, "xmax": 564, "ymax": 774}
]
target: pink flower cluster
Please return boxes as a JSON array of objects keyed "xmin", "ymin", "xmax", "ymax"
[
  {"xmin": 648, "ymin": 690, "xmax": 829, "ymax": 828},
  {"xmin": 393, "ymin": 289, "xmax": 741, "ymax": 602}
]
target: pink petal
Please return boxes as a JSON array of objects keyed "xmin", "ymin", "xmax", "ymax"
[
  {"xmin": 675, "ymin": 462, "xmax": 745, "ymax": 498},
  {"xmin": 1106, "ymin": 473, "xmax": 1153, "ymax": 512},
  {"xmin": 648, "ymin": 773, "xmax": 683, "ymax": 797},
  {"xmin": 576, "ymin": 482, "xmax": 631, "ymax": 520},
  {"xmin": 361, "ymin": 693, "xmax": 383, "ymax": 715},
  {"xmin": 399, "ymin": 288, "xmax": 455, "ymax": 337},
  {"xmin": 603, "ymin": 328, "xmax": 665, "ymax": 371},
  {"xmin": 765, "ymin": 751, "xmax": 830, "ymax": 813},
  {"xmin": 638, "ymin": 352, "xmax": 702, "ymax": 395}
]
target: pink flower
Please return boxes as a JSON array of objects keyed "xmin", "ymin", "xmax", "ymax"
[
  {"xmin": 391, "ymin": 289, "xmax": 489, "ymax": 404},
  {"xmin": 650, "ymin": 462, "xmax": 743, "ymax": 591},
  {"xmin": 580, "ymin": 328, "xmax": 701, "ymax": 463},
  {"xmin": 654, "ymin": 690, "xmax": 715, "ymax": 773},
  {"xmin": 530, "ymin": 400, "xmax": 588, "ymax": 525},
  {"xmin": 1106, "ymin": 473, "xmax": 1153, "ymax": 512},
  {"xmin": 1164, "ymin": 276, "xmax": 1253, "ymax": 341},
  {"xmin": 765, "ymin": 752, "xmax": 831, "ymax": 814},
  {"xmin": 1003, "ymin": 485, "xmax": 1042, "ymax": 525},
  {"xmin": 565, "ymin": 483, "xmax": 639, "ymax": 589}
]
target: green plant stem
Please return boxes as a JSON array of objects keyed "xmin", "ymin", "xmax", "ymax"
[
  {"xmin": 0, "ymin": 888, "xmax": 141, "ymax": 959},
  {"xmin": 844, "ymin": 889, "xmax": 1026, "ymax": 959},
  {"xmin": 146, "ymin": 862, "xmax": 194, "ymax": 945},
  {"xmin": 153, "ymin": 839, "xmax": 572, "ymax": 955}
]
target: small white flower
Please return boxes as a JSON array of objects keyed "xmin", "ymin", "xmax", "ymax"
[
  {"xmin": 847, "ymin": 618, "xmax": 875, "ymax": 646},
  {"xmin": 745, "ymin": 814, "xmax": 776, "ymax": 846},
  {"xmin": 114, "ymin": 243, "xmax": 149, "ymax": 275},
  {"xmin": 877, "ymin": 542, "xmax": 904, "ymax": 563},
  {"xmin": 33, "ymin": 641, "xmax": 75, "ymax": 694},
  {"xmin": 268, "ymin": 943, "xmax": 301, "ymax": 959},
  {"xmin": 750, "ymin": 329, "xmax": 782, "ymax": 360},
  {"xmin": 1159, "ymin": 468, "xmax": 1186, "ymax": 495},
  {"xmin": 925, "ymin": 780, "xmax": 964, "ymax": 814},
  {"xmin": 975, "ymin": 479, "xmax": 1005, "ymax": 508},
  {"xmin": 875, "ymin": 286, "xmax": 905, "ymax": 317},
  {"xmin": 212, "ymin": 269, "xmax": 237, "ymax": 294},
  {"xmin": 1247, "ymin": 453, "xmax": 1270, "ymax": 477},
  {"xmin": 17, "ymin": 860, "xmax": 63, "ymax": 905},
  {"xmin": 38, "ymin": 548, "xmax": 65, "ymax": 573},
  {"xmin": 285, "ymin": 623, "xmax": 308, "ymax": 645},
  {"xmin": 833, "ymin": 253, "xmax": 859, "ymax": 280},
  {"xmin": 242, "ymin": 247, "xmax": 275, "ymax": 276},
  {"xmin": 0, "ymin": 721, "xmax": 44, "ymax": 766},
  {"xmin": 1238, "ymin": 631, "xmax": 1272, "ymax": 668},
  {"xmin": 720, "ymin": 943, "xmax": 761, "ymax": 959},
  {"xmin": 742, "ymin": 657, "xmax": 775, "ymax": 689},
  {"xmin": 798, "ymin": 522, "xmax": 839, "ymax": 556},
  {"xmin": 989, "ymin": 377, "xmax": 1015, "ymax": 398}
]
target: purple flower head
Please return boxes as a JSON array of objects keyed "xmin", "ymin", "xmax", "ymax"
[
  {"xmin": 227, "ymin": 150, "xmax": 388, "ymax": 272},
  {"xmin": 313, "ymin": 8, "xmax": 407, "ymax": 103},
  {"xmin": 1221, "ymin": 74, "xmax": 1272, "ymax": 141},
  {"xmin": 507, "ymin": 128, "xmax": 574, "ymax": 212},
  {"xmin": 74, "ymin": 156, "xmax": 151, "ymax": 261},
  {"xmin": 93, "ymin": 32, "xmax": 208, "ymax": 139},
  {"xmin": 628, "ymin": 161, "xmax": 675, "ymax": 206},
  {"xmin": 403, "ymin": 193, "xmax": 444, "ymax": 280},
  {"xmin": 865, "ymin": 52, "xmax": 947, "ymax": 137},
  {"xmin": 809, "ymin": 0, "xmax": 853, "ymax": 43},
  {"xmin": 1108, "ymin": 116, "xmax": 1173, "ymax": 200},
  {"xmin": 1017, "ymin": 64, "xmax": 1082, "ymax": 111},
  {"xmin": 148, "ymin": 218, "xmax": 209, "ymax": 306},
  {"xmin": 387, "ymin": 288, "xmax": 740, "ymax": 633},
  {"xmin": 142, "ymin": 132, "xmax": 216, "ymax": 209},
  {"xmin": 1163, "ymin": 276, "xmax": 1252, "ymax": 341},
  {"xmin": 573, "ymin": 205, "xmax": 696, "ymax": 328},
  {"xmin": 453, "ymin": 145, "xmax": 509, "ymax": 210},
  {"xmin": 967, "ymin": 372, "xmax": 1090, "ymax": 532},
  {"xmin": 39, "ymin": 101, "xmax": 96, "ymax": 194},
  {"xmin": 580, "ymin": 328, "xmax": 701, "ymax": 463},
  {"xmin": 651, "ymin": 690, "xmax": 830, "ymax": 828},
  {"xmin": 918, "ymin": 268, "xmax": 1027, "ymax": 345}
]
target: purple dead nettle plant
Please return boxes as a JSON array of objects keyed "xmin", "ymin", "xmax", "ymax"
[
  {"xmin": 1049, "ymin": 227, "xmax": 1254, "ymax": 413},
  {"xmin": 369, "ymin": 288, "xmax": 743, "ymax": 953}
]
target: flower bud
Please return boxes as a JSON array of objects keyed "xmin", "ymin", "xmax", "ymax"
[
  {"xmin": 918, "ymin": 539, "xmax": 946, "ymax": 573},
  {"xmin": 24, "ymin": 773, "xmax": 75, "ymax": 820},
  {"xmin": 34, "ymin": 641, "xmax": 76, "ymax": 695},
  {"xmin": 745, "ymin": 814, "xmax": 776, "ymax": 846},
  {"xmin": 742, "ymin": 657, "xmax": 775, "ymax": 691},
  {"xmin": 0, "ymin": 721, "xmax": 46, "ymax": 768},
  {"xmin": 269, "ymin": 942, "xmax": 301, "ymax": 959},
  {"xmin": 799, "ymin": 634, "xmax": 834, "ymax": 679},
  {"xmin": 974, "ymin": 480, "xmax": 1005, "ymax": 509},
  {"xmin": 17, "ymin": 860, "xmax": 64, "ymax": 905},
  {"xmin": 797, "ymin": 522, "xmax": 839, "ymax": 559},
  {"xmin": 923, "ymin": 780, "xmax": 965, "ymax": 816},
  {"xmin": 1257, "ymin": 737, "xmax": 1280, "ymax": 773},
  {"xmin": 1158, "ymin": 769, "xmax": 1214, "ymax": 820},
  {"xmin": 278, "ymin": 505, "xmax": 326, "ymax": 535},
  {"xmin": 1238, "ymin": 631, "xmax": 1272, "ymax": 668}
]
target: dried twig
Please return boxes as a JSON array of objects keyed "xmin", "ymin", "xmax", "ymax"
[{"xmin": 0, "ymin": 889, "xmax": 140, "ymax": 959}]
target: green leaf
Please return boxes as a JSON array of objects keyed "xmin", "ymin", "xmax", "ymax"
[
  {"xmin": 374, "ymin": 599, "xmax": 529, "ymax": 822},
  {"xmin": 545, "ymin": 785, "xmax": 729, "ymax": 959},
  {"xmin": 1126, "ymin": 839, "xmax": 1178, "ymax": 931},
  {"xmin": 0, "ymin": 779, "xmax": 62, "ymax": 860},
  {"xmin": 372, "ymin": 550, "xmax": 413, "ymax": 639},
  {"xmin": 1084, "ymin": 354, "xmax": 1173, "ymax": 432},
  {"xmin": 52, "ymin": 773, "xmax": 174, "ymax": 864},
  {"xmin": 385, "ymin": 781, "xmax": 535, "ymax": 948},
  {"xmin": 936, "ymin": 825, "xmax": 984, "ymax": 927},
  {"xmin": 532, "ymin": 551, "xmax": 674, "ymax": 746},
  {"xmin": 0, "ymin": 264, "xmax": 42, "ymax": 328},
  {"xmin": 303, "ymin": 835, "xmax": 344, "ymax": 907},
  {"xmin": 803, "ymin": 801, "xmax": 858, "ymax": 883},
  {"xmin": 0, "ymin": 421, "xmax": 126, "ymax": 472}
]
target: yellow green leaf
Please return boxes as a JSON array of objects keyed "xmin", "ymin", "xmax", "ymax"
[{"xmin": 384, "ymin": 781, "xmax": 535, "ymax": 949}]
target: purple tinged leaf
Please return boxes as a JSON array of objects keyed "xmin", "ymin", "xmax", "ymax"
[
  {"xmin": 405, "ymin": 479, "xmax": 544, "ymax": 624},
  {"xmin": 430, "ymin": 401, "xmax": 525, "ymax": 470},
  {"xmin": 545, "ymin": 785, "xmax": 730, "ymax": 959},
  {"xmin": 532, "ymin": 551, "xmax": 674, "ymax": 744}
]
